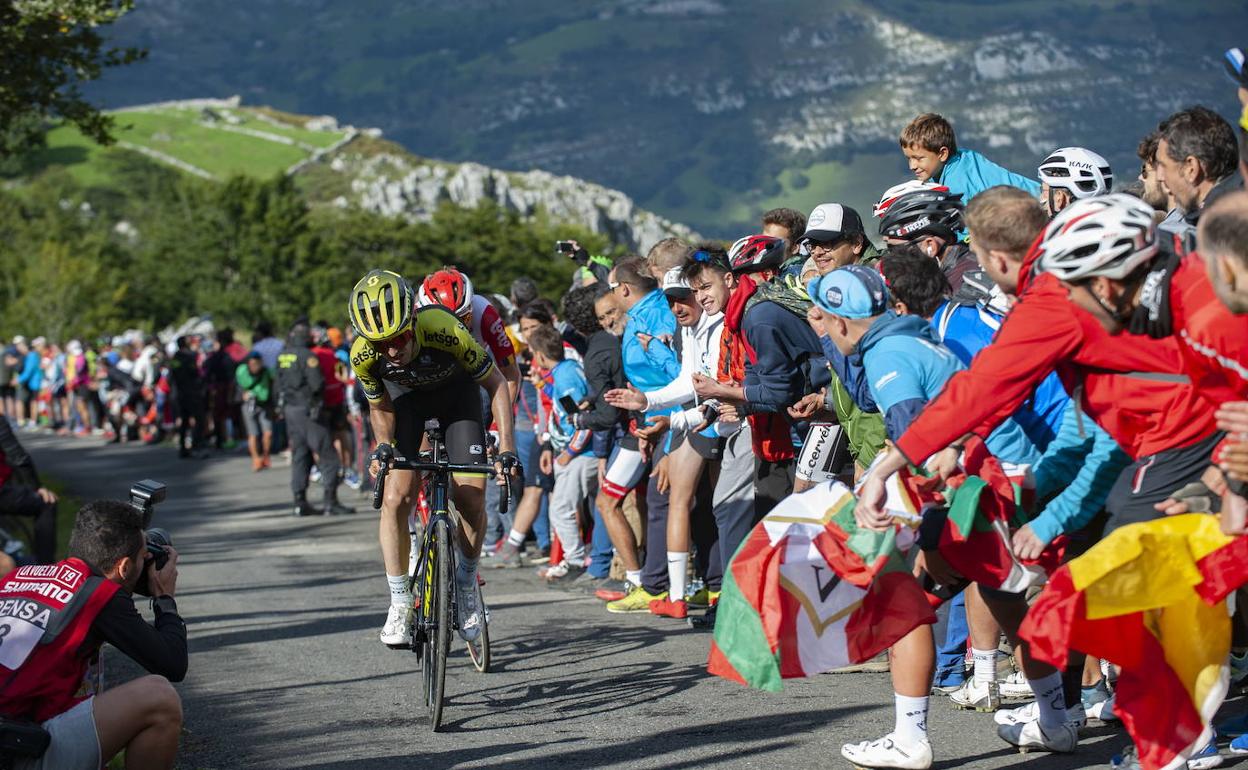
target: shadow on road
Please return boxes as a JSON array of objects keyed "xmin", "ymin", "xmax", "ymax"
[{"xmin": 306, "ymin": 706, "xmax": 864, "ymax": 769}]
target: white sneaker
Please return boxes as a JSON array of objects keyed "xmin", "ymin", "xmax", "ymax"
[
  {"xmin": 997, "ymin": 720, "xmax": 1078, "ymax": 754},
  {"xmin": 950, "ymin": 679, "xmax": 1000, "ymax": 712},
  {"xmin": 841, "ymin": 733, "xmax": 932, "ymax": 769},
  {"xmin": 380, "ymin": 604, "xmax": 413, "ymax": 647},
  {"xmin": 993, "ymin": 701, "xmax": 1086, "ymax": 728},
  {"xmin": 1087, "ymin": 693, "xmax": 1119, "ymax": 722},
  {"xmin": 1000, "ymin": 670, "xmax": 1032, "ymax": 699},
  {"xmin": 456, "ymin": 572, "xmax": 482, "ymax": 642}
]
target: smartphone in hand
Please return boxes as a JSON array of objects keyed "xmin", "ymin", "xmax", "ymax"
[{"xmin": 559, "ymin": 395, "xmax": 581, "ymax": 414}]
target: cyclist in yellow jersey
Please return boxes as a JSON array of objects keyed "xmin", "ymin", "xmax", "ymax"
[{"xmin": 348, "ymin": 269, "xmax": 519, "ymax": 646}]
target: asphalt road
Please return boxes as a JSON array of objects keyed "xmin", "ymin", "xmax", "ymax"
[{"xmin": 27, "ymin": 434, "xmax": 1146, "ymax": 769}]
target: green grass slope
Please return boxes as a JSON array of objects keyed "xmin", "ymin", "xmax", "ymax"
[{"xmin": 17, "ymin": 103, "xmax": 349, "ymax": 187}]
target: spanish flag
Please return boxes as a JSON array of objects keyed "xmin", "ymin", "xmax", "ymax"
[{"xmin": 1020, "ymin": 514, "xmax": 1248, "ymax": 770}]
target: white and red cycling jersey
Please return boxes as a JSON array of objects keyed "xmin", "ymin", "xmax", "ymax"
[{"xmin": 466, "ymin": 295, "xmax": 516, "ymax": 368}]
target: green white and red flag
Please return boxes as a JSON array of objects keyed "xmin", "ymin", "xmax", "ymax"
[{"xmin": 708, "ymin": 437, "xmax": 1057, "ymax": 690}]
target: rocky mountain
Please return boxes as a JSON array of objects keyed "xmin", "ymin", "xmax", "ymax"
[
  {"xmin": 15, "ymin": 99, "xmax": 695, "ymax": 253},
  {"xmin": 86, "ymin": 0, "xmax": 1248, "ymax": 236},
  {"xmin": 302, "ymin": 135, "xmax": 696, "ymax": 251}
]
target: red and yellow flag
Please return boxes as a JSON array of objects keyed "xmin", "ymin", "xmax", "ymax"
[{"xmin": 1021, "ymin": 514, "xmax": 1248, "ymax": 770}]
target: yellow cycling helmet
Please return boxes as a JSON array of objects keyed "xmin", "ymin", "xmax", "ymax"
[{"xmin": 348, "ymin": 269, "xmax": 415, "ymax": 342}]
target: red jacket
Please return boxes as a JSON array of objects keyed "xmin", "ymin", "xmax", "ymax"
[
  {"xmin": 896, "ymin": 243, "xmax": 1218, "ymax": 464},
  {"xmin": 312, "ymin": 346, "xmax": 344, "ymax": 408},
  {"xmin": 721, "ymin": 275, "xmax": 795, "ymax": 462},
  {"xmin": 1169, "ymin": 253, "xmax": 1248, "ymax": 405},
  {"xmin": 0, "ymin": 559, "xmax": 120, "ymax": 722}
]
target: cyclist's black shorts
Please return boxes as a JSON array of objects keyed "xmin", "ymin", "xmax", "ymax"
[{"xmin": 393, "ymin": 383, "xmax": 488, "ymax": 470}]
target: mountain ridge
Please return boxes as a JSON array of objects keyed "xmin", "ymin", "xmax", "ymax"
[
  {"xmin": 13, "ymin": 98, "xmax": 696, "ymax": 253},
  {"xmin": 83, "ymin": 0, "xmax": 1248, "ymax": 235}
]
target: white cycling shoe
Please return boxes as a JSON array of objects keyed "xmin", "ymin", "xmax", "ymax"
[
  {"xmin": 997, "ymin": 720, "xmax": 1079, "ymax": 754},
  {"xmin": 840, "ymin": 733, "xmax": 932, "ymax": 769},
  {"xmin": 456, "ymin": 572, "xmax": 482, "ymax": 642},
  {"xmin": 380, "ymin": 604, "xmax": 413, "ymax": 647},
  {"xmin": 994, "ymin": 700, "xmax": 1086, "ymax": 728}
]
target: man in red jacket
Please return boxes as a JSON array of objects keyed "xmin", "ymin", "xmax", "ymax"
[
  {"xmin": 1035, "ymin": 192, "xmax": 1248, "ymax": 531},
  {"xmin": 0, "ymin": 500, "xmax": 186, "ymax": 769},
  {"xmin": 858, "ymin": 189, "xmax": 1220, "ymax": 538}
]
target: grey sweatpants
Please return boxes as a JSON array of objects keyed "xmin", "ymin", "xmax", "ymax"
[
  {"xmin": 713, "ymin": 423, "xmax": 756, "ymax": 566},
  {"xmin": 550, "ymin": 452, "xmax": 599, "ymax": 565}
]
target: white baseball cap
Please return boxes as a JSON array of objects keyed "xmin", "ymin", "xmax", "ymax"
[
  {"xmin": 661, "ymin": 267, "xmax": 692, "ymax": 299},
  {"xmin": 801, "ymin": 203, "xmax": 866, "ymax": 243}
]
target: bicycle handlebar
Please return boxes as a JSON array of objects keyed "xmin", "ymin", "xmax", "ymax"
[{"xmin": 370, "ymin": 450, "xmax": 515, "ymax": 514}]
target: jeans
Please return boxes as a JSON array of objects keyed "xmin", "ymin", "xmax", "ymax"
[
  {"xmin": 934, "ymin": 591, "xmax": 969, "ymax": 687},
  {"xmin": 588, "ymin": 497, "xmax": 614, "ymax": 579}
]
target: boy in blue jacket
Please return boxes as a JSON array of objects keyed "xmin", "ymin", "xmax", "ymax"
[
  {"xmin": 528, "ymin": 325, "xmax": 596, "ymax": 583},
  {"xmin": 900, "ymin": 113, "xmax": 1040, "ymax": 202}
]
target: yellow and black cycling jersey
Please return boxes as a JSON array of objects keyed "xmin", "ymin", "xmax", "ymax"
[{"xmin": 349, "ymin": 306, "xmax": 494, "ymax": 402}]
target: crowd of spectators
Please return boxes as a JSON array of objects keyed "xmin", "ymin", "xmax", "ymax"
[{"xmin": 4, "ymin": 47, "xmax": 1248, "ymax": 770}]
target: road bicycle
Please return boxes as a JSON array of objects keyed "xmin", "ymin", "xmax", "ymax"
[{"xmin": 371, "ymin": 422, "xmax": 514, "ymax": 730}]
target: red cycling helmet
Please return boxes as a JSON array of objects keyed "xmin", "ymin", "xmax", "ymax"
[
  {"xmin": 417, "ymin": 267, "xmax": 475, "ymax": 318},
  {"xmin": 728, "ymin": 234, "xmax": 788, "ymax": 275}
]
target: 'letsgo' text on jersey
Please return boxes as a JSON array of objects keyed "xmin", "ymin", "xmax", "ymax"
[{"xmin": 423, "ymin": 329, "xmax": 460, "ymax": 348}]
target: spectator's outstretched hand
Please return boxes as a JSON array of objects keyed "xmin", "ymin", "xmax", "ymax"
[
  {"xmin": 691, "ymin": 372, "xmax": 724, "ymax": 400},
  {"xmin": 1221, "ymin": 441, "xmax": 1248, "ymax": 481},
  {"xmin": 636, "ymin": 415, "xmax": 669, "ymax": 441},
  {"xmin": 1011, "ymin": 524, "xmax": 1046, "ymax": 561},
  {"xmin": 605, "ymin": 385, "xmax": 647, "ymax": 411},
  {"xmin": 1216, "ymin": 402, "xmax": 1248, "ymax": 437},
  {"xmin": 853, "ymin": 474, "xmax": 891, "ymax": 531},
  {"xmin": 787, "ymin": 389, "xmax": 824, "ymax": 420}
]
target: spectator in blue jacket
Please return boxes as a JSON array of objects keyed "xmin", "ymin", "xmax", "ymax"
[
  {"xmin": 603, "ymin": 255, "xmax": 682, "ymax": 612},
  {"xmin": 528, "ymin": 324, "xmax": 597, "ymax": 584},
  {"xmin": 16, "ymin": 337, "xmax": 44, "ymax": 428},
  {"xmin": 900, "ymin": 113, "xmax": 1041, "ymax": 202}
]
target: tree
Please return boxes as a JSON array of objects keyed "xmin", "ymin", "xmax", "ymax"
[{"xmin": 0, "ymin": 0, "xmax": 146, "ymax": 161}]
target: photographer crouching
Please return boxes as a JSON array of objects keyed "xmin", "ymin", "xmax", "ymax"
[{"xmin": 0, "ymin": 482, "xmax": 186, "ymax": 770}]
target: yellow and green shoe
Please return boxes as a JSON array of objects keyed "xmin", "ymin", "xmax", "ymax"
[
  {"xmin": 687, "ymin": 587, "xmax": 720, "ymax": 609},
  {"xmin": 606, "ymin": 584, "xmax": 666, "ymax": 614}
]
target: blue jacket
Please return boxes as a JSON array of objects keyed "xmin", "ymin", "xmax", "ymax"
[
  {"xmin": 18, "ymin": 351, "xmax": 42, "ymax": 390},
  {"xmin": 621, "ymin": 290, "xmax": 680, "ymax": 413},
  {"xmin": 1028, "ymin": 402, "xmax": 1130, "ymax": 546},
  {"xmin": 741, "ymin": 300, "xmax": 831, "ymax": 415},
  {"xmin": 855, "ymin": 312, "xmax": 1040, "ymax": 466},
  {"xmin": 930, "ymin": 301, "xmax": 1067, "ymax": 450},
  {"xmin": 937, "ymin": 148, "xmax": 1040, "ymax": 202},
  {"xmin": 821, "ymin": 336, "xmax": 878, "ymax": 413},
  {"xmin": 546, "ymin": 359, "xmax": 592, "ymax": 456}
]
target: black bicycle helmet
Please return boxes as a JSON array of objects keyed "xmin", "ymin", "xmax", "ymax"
[{"xmin": 878, "ymin": 189, "xmax": 965, "ymax": 242}]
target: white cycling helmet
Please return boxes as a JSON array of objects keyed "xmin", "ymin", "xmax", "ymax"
[
  {"xmin": 1035, "ymin": 193, "xmax": 1158, "ymax": 282},
  {"xmin": 873, "ymin": 180, "xmax": 948, "ymax": 218},
  {"xmin": 1038, "ymin": 147, "xmax": 1114, "ymax": 199}
]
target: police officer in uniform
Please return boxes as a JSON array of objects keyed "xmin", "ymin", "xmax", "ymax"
[{"xmin": 276, "ymin": 323, "xmax": 352, "ymax": 516}]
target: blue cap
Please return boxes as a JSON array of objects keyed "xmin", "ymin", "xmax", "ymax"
[{"xmin": 807, "ymin": 265, "xmax": 890, "ymax": 319}]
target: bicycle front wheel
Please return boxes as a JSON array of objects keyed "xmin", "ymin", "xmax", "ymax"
[{"xmin": 421, "ymin": 518, "xmax": 452, "ymax": 730}]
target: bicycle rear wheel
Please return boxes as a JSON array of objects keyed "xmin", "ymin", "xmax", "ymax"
[
  {"xmin": 465, "ymin": 580, "xmax": 490, "ymax": 673},
  {"xmin": 421, "ymin": 518, "xmax": 452, "ymax": 730}
]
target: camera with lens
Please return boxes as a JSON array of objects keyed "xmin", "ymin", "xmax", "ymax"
[{"xmin": 129, "ymin": 480, "xmax": 172, "ymax": 597}]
